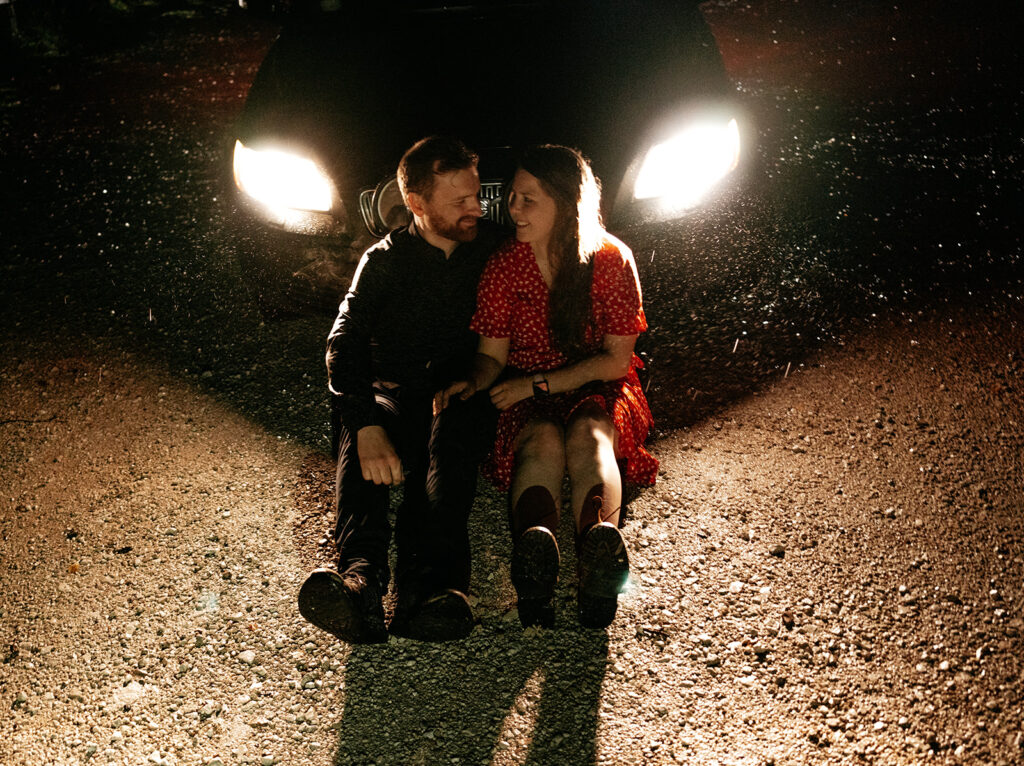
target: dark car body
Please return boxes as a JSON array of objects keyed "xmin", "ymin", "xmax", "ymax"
[{"xmin": 230, "ymin": 0, "xmax": 744, "ymax": 313}]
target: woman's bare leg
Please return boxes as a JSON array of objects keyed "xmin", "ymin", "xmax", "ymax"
[
  {"xmin": 565, "ymin": 401, "xmax": 629, "ymax": 629},
  {"xmin": 509, "ymin": 418, "xmax": 565, "ymax": 627},
  {"xmin": 510, "ymin": 418, "xmax": 566, "ymax": 515},
  {"xmin": 564, "ymin": 401, "xmax": 622, "ymax": 531}
]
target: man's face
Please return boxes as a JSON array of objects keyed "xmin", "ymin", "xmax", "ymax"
[{"xmin": 415, "ymin": 167, "xmax": 482, "ymax": 244}]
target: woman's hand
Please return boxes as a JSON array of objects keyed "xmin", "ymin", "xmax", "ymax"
[
  {"xmin": 489, "ymin": 376, "xmax": 534, "ymax": 411},
  {"xmin": 433, "ymin": 379, "xmax": 477, "ymax": 416}
]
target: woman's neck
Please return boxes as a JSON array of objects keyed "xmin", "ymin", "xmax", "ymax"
[{"xmin": 531, "ymin": 241, "xmax": 556, "ymax": 288}]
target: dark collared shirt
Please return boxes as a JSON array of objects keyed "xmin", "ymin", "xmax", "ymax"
[{"xmin": 326, "ymin": 220, "xmax": 505, "ymax": 432}]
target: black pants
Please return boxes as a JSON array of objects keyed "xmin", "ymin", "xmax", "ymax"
[{"xmin": 332, "ymin": 383, "xmax": 496, "ymax": 600}]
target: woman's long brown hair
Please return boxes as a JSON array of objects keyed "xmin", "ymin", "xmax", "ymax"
[{"xmin": 517, "ymin": 145, "xmax": 605, "ymax": 359}]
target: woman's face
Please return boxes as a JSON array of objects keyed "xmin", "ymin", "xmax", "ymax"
[{"xmin": 507, "ymin": 168, "xmax": 559, "ymax": 252}]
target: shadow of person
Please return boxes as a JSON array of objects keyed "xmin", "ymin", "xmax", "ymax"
[
  {"xmin": 333, "ymin": 626, "xmax": 609, "ymax": 765},
  {"xmin": 331, "ymin": 528, "xmax": 612, "ymax": 766}
]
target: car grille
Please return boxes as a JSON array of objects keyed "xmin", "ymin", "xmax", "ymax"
[
  {"xmin": 478, "ymin": 181, "xmax": 509, "ymax": 225},
  {"xmin": 359, "ymin": 180, "xmax": 507, "ymax": 239}
]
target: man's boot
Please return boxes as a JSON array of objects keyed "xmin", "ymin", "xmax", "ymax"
[
  {"xmin": 509, "ymin": 486, "xmax": 560, "ymax": 628},
  {"xmin": 576, "ymin": 483, "xmax": 630, "ymax": 629},
  {"xmin": 390, "ymin": 586, "xmax": 476, "ymax": 642},
  {"xmin": 297, "ymin": 560, "xmax": 388, "ymax": 644}
]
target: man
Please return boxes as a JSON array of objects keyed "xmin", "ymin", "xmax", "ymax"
[{"xmin": 298, "ymin": 136, "xmax": 503, "ymax": 643}]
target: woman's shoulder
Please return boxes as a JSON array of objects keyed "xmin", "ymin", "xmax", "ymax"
[
  {"xmin": 593, "ymin": 234, "xmax": 636, "ymax": 269},
  {"xmin": 487, "ymin": 238, "xmax": 531, "ymax": 267}
]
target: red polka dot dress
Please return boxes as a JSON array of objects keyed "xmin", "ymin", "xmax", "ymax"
[{"xmin": 471, "ymin": 237, "xmax": 659, "ymax": 491}]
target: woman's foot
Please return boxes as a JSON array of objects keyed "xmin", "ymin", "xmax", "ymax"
[
  {"xmin": 576, "ymin": 522, "xmax": 629, "ymax": 629},
  {"xmin": 511, "ymin": 526, "xmax": 560, "ymax": 628}
]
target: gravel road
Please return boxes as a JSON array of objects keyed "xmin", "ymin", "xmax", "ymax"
[
  {"xmin": 3, "ymin": 296, "xmax": 1022, "ymax": 766},
  {"xmin": 2, "ymin": 3, "xmax": 1022, "ymax": 765}
]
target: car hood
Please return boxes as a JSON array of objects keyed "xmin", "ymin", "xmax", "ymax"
[{"xmin": 235, "ymin": 0, "xmax": 731, "ymax": 201}]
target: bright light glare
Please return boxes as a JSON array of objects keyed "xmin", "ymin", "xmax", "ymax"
[
  {"xmin": 633, "ymin": 118, "xmax": 740, "ymax": 209},
  {"xmin": 233, "ymin": 140, "xmax": 333, "ymax": 213}
]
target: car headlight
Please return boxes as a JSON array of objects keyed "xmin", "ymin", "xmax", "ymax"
[
  {"xmin": 633, "ymin": 117, "xmax": 740, "ymax": 209},
  {"xmin": 233, "ymin": 140, "xmax": 333, "ymax": 213}
]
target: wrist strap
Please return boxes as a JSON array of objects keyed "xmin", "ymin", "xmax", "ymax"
[{"xmin": 532, "ymin": 373, "xmax": 550, "ymax": 397}]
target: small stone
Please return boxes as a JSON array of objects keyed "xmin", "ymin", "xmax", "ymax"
[
  {"xmin": 239, "ymin": 650, "xmax": 256, "ymax": 665},
  {"xmin": 729, "ymin": 581, "xmax": 744, "ymax": 593},
  {"xmin": 199, "ymin": 701, "xmax": 223, "ymax": 720},
  {"xmin": 768, "ymin": 545, "xmax": 785, "ymax": 558},
  {"xmin": 261, "ymin": 756, "xmax": 275, "ymax": 766}
]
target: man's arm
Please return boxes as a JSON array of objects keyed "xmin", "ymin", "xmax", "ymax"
[
  {"xmin": 326, "ymin": 245, "xmax": 388, "ymax": 433},
  {"xmin": 433, "ymin": 336, "xmax": 508, "ymax": 415}
]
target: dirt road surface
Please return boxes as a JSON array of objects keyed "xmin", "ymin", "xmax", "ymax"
[
  {"xmin": 4, "ymin": 292, "xmax": 1023, "ymax": 766},
  {"xmin": 2, "ymin": 2, "xmax": 1022, "ymax": 765}
]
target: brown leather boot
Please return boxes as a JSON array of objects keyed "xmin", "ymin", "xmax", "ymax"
[
  {"xmin": 576, "ymin": 484, "xmax": 629, "ymax": 629},
  {"xmin": 509, "ymin": 486, "xmax": 560, "ymax": 628}
]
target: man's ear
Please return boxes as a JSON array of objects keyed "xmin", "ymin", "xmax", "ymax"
[{"xmin": 406, "ymin": 192, "xmax": 426, "ymax": 217}]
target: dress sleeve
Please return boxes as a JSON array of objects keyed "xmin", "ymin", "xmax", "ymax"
[
  {"xmin": 595, "ymin": 242, "xmax": 647, "ymax": 336},
  {"xmin": 469, "ymin": 249, "xmax": 512, "ymax": 338}
]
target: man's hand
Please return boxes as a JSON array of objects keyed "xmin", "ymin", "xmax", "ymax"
[
  {"xmin": 489, "ymin": 377, "xmax": 533, "ymax": 411},
  {"xmin": 433, "ymin": 379, "xmax": 476, "ymax": 416},
  {"xmin": 357, "ymin": 425, "xmax": 403, "ymax": 485}
]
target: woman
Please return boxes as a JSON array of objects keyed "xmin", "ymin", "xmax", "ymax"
[{"xmin": 435, "ymin": 145, "xmax": 657, "ymax": 629}]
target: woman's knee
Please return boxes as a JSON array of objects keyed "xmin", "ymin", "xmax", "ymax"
[
  {"xmin": 565, "ymin": 406, "xmax": 615, "ymax": 457},
  {"xmin": 515, "ymin": 419, "xmax": 566, "ymax": 465}
]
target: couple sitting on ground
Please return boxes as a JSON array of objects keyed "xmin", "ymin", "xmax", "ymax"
[{"xmin": 298, "ymin": 136, "xmax": 658, "ymax": 643}]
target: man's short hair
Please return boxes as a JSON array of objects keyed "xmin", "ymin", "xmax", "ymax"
[{"xmin": 397, "ymin": 136, "xmax": 479, "ymax": 204}]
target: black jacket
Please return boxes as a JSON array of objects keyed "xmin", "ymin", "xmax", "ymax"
[{"xmin": 326, "ymin": 220, "xmax": 506, "ymax": 432}]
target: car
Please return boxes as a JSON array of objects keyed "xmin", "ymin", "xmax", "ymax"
[{"xmin": 229, "ymin": 0, "xmax": 747, "ymax": 315}]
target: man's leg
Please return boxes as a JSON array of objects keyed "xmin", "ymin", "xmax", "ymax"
[
  {"xmin": 298, "ymin": 388, "xmax": 399, "ymax": 644},
  {"xmin": 421, "ymin": 390, "xmax": 497, "ymax": 592},
  {"xmin": 389, "ymin": 389, "xmax": 494, "ymax": 640}
]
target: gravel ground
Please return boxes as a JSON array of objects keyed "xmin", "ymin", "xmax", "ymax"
[
  {"xmin": 2, "ymin": 301, "xmax": 1022, "ymax": 766},
  {"xmin": 2, "ymin": 2, "xmax": 1022, "ymax": 765}
]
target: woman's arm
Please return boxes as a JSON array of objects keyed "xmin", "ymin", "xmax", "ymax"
[
  {"xmin": 433, "ymin": 335, "xmax": 509, "ymax": 414},
  {"xmin": 488, "ymin": 333, "xmax": 637, "ymax": 411}
]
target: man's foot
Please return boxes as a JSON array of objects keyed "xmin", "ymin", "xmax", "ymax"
[
  {"xmin": 390, "ymin": 588, "xmax": 475, "ymax": 642},
  {"xmin": 511, "ymin": 526, "xmax": 560, "ymax": 628},
  {"xmin": 577, "ymin": 522, "xmax": 630, "ymax": 629},
  {"xmin": 297, "ymin": 568, "xmax": 387, "ymax": 644}
]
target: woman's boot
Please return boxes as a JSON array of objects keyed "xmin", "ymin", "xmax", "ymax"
[
  {"xmin": 576, "ymin": 483, "xmax": 630, "ymax": 629},
  {"xmin": 509, "ymin": 486, "xmax": 560, "ymax": 628}
]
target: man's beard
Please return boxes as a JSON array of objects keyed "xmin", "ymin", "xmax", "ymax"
[{"xmin": 428, "ymin": 214, "xmax": 478, "ymax": 243}]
